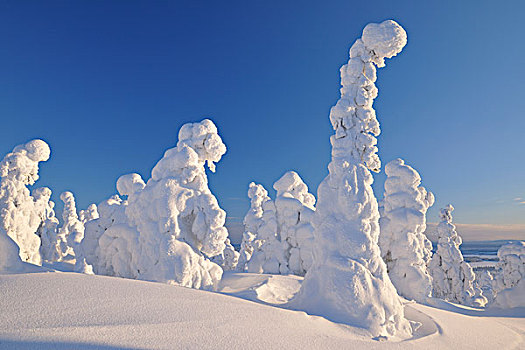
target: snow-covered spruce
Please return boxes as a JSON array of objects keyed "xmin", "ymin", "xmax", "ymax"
[
  {"xmin": 289, "ymin": 20, "xmax": 412, "ymax": 338},
  {"xmin": 85, "ymin": 120, "xmax": 229, "ymax": 290},
  {"xmin": 212, "ymin": 238, "xmax": 239, "ymax": 271},
  {"xmin": 379, "ymin": 158, "xmax": 434, "ymax": 302},
  {"xmin": 492, "ymin": 241, "xmax": 525, "ymax": 308},
  {"xmin": 475, "ymin": 270, "xmax": 495, "ymax": 304},
  {"xmin": 245, "ymin": 182, "xmax": 288, "ymax": 274},
  {"xmin": 79, "ymin": 204, "xmax": 99, "ymax": 224},
  {"xmin": 33, "ymin": 187, "xmax": 61, "ymax": 262},
  {"xmin": 429, "ymin": 205, "xmax": 486, "ymax": 307},
  {"xmin": 237, "ymin": 231, "xmax": 256, "ymax": 272},
  {"xmin": 59, "ymin": 191, "xmax": 93, "ymax": 274},
  {"xmin": 273, "ymin": 171, "xmax": 316, "ymax": 276},
  {"xmin": 0, "ymin": 139, "xmax": 51, "ymax": 265}
]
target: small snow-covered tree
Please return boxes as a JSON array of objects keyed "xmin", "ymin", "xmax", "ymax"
[
  {"xmin": 33, "ymin": 187, "xmax": 60, "ymax": 262},
  {"xmin": 59, "ymin": 191, "xmax": 92, "ymax": 273},
  {"xmin": 0, "ymin": 139, "xmax": 51, "ymax": 265},
  {"xmin": 79, "ymin": 204, "xmax": 99, "ymax": 224},
  {"xmin": 379, "ymin": 158, "xmax": 434, "ymax": 302},
  {"xmin": 273, "ymin": 171, "xmax": 316, "ymax": 276},
  {"xmin": 492, "ymin": 241, "xmax": 525, "ymax": 308},
  {"xmin": 237, "ymin": 231, "xmax": 256, "ymax": 272},
  {"xmin": 246, "ymin": 182, "xmax": 288, "ymax": 274},
  {"xmin": 475, "ymin": 270, "xmax": 495, "ymax": 304},
  {"xmin": 290, "ymin": 21, "xmax": 412, "ymax": 338},
  {"xmin": 88, "ymin": 120, "xmax": 230, "ymax": 290},
  {"xmin": 213, "ymin": 238, "xmax": 239, "ymax": 271},
  {"xmin": 429, "ymin": 205, "xmax": 486, "ymax": 306}
]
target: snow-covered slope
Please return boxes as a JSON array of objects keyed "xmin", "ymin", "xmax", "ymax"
[{"xmin": 1, "ymin": 271, "xmax": 523, "ymax": 349}]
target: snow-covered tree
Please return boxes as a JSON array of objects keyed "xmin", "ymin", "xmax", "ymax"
[
  {"xmin": 59, "ymin": 191, "xmax": 92, "ymax": 273},
  {"xmin": 79, "ymin": 204, "xmax": 99, "ymax": 224},
  {"xmin": 87, "ymin": 119, "xmax": 230, "ymax": 290},
  {"xmin": 379, "ymin": 158, "xmax": 434, "ymax": 302},
  {"xmin": 237, "ymin": 231, "xmax": 256, "ymax": 272},
  {"xmin": 33, "ymin": 187, "xmax": 60, "ymax": 262},
  {"xmin": 492, "ymin": 241, "xmax": 525, "ymax": 308},
  {"xmin": 0, "ymin": 139, "xmax": 51, "ymax": 265},
  {"xmin": 246, "ymin": 182, "xmax": 288, "ymax": 274},
  {"xmin": 273, "ymin": 171, "xmax": 316, "ymax": 276},
  {"xmin": 429, "ymin": 205, "xmax": 486, "ymax": 306},
  {"xmin": 213, "ymin": 238, "xmax": 239, "ymax": 271},
  {"xmin": 475, "ymin": 270, "xmax": 495, "ymax": 304},
  {"xmin": 290, "ymin": 21, "xmax": 412, "ymax": 338}
]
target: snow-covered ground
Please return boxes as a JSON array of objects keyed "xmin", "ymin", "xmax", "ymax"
[{"xmin": 1, "ymin": 269, "xmax": 523, "ymax": 349}]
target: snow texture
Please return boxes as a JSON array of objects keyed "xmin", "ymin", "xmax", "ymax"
[
  {"xmin": 429, "ymin": 205, "xmax": 487, "ymax": 307},
  {"xmin": 245, "ymin": 182, "xmax": 288, "ymax": 274},
  {"xmin": 290, "ymin": 20, "xmax": 412, "ymax": 338},
  {"xmin": 379, "ymin": 158, "xmax": 435, "ymax": 302},
  {"xmin": 33, "ymin": 187, "xmax": 60, "ymax": 262},
  {"xmin": 83, "ymin": 119, "xmax": 229, "ymax": 290},
  {"xmin": 0, "ymin": 139, "xmax": 50, "ymax": 266},
  {"xmin": 493, "ymin": 241, "xmax": 525, "ymax": 308},
  {"xmin": 273, "ymin": 171, "xmax": 316, "ymax": 276}
]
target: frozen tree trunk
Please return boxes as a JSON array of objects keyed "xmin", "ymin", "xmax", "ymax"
[
  {"xmin": 0, "ymin": 139, "xmax": 51, "ymax": 266},
  {"xmin": 429, "ymin": 205, "xmax": 487, "ymax": 307},
  {"xmin": 290, "ymin": 21, "xmax": 412, "ymax": 338},
  {"xmin": 379, "ymin": 158, "xmax": 434, "ymax": 302}
]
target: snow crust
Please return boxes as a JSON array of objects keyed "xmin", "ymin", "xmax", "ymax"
[
  {"xmin": 82, "ymin": 119, "xmax": 229, "ymax": 290},
  {"xmin": 290, "ymin": 20, "xmax": 412, "ymax": 338},
  {"xmin": 379, "ymin": 158, "xmax": 434, "ymax": 302},
  {"xmin": 0, "ymin": 139, "xmax": 50, "ymax": 266},
  {"xmin": 429, "ymin": 205, "xmax": 487, "ymax": 307}
]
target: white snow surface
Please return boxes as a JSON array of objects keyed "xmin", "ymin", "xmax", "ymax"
[
  {"xmin": 0, "ymin": 270, "xmax": 523, "ymax": 349},
  {"xmin": 290, "ymin": 20, "xmax": 411, "ymax": 338},
  {"xmin": 379, "ymin": 158, "xmax": 435, "ymax": 302}
]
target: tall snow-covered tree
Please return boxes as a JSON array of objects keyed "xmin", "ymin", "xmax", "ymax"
[
  {"xmin": 379, "ymin": 158, "xmax": 434, "ymax": 302},
  {"xmin": 273, "ymin": 171, "xmax": 316, "ymax": 276},
  {"xmin": 429, "ymin": 205, "xmax": 486, "ymax": 306},
  {"xmin": 87, "ymin": 120, "xmax": 230, "ymax": 290},
  {"xmin": 0, "ymin": 139, "xmax": 51, "ymax": 265},
  {"xmin": 290, "ymin": 20, "xmax": 412, "ymax": 338}
]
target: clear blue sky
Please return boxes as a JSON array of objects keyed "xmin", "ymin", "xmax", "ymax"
[{"xmin": 1, "ymin": 1, "xmax": 524, "ymax": 238}]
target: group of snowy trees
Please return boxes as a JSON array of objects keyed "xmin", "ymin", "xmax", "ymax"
[{"xmin": 1, "ymin": 19, "xmax": 524, "ymax": 339}]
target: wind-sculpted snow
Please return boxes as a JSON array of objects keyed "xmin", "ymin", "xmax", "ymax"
[
  {"xmin": 429, "ymin": 205, "xmax": 487, "ymax": 307},
  {"xmin": 273, "ymin": 171, "xmax": 316, "ymax": 276},
  {"xmin": 493, "ymin": 241, "xmax": 525, "ymax": 308},
  {"xmin": 379, "ymin": 159, "xmax": 434, "ymax": 302},
  {"xmin": 82, "ymin": 119, "xmax": 228, "ymax": 290},
  {"xmin": 290, "ymin": 20, "xmax": 412, "ymax": 338},
  {"xmin": 0, "ymin": 139, "xmax": 50, "ymax": 266}
]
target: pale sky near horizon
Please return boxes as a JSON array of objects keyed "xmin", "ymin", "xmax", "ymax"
[{"xmin": 0, "ymin": 1, "xmax": 524, "ymax": 242}]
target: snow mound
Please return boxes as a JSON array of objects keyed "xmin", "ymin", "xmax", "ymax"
[{"xmin": 493, "ymin": 241, "xmax": 525, "ymax": 308}]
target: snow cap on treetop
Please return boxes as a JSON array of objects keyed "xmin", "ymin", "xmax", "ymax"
[
  {"xmin": 361, "ymin": 20, "xmax": 407, "ymax": 67},
  {"xmin": 176, "ymin": 119, "xmax": 226, "ymax": 172},
  {"xmin": 117, "ymin": 173, "xmax": 146, "ymax": 196},
  {"xmin": 0, "ymin": 139, "xmax": 50, "ymax": 184}
]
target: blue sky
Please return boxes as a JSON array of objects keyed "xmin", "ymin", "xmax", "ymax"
[{"xmin": 1, "ymin": 1, "xmax": 524, "ymax": 240}]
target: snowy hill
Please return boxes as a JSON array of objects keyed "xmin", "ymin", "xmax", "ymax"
[{"xmin": 1, "ymin": 271, "xmax": 523, "ymax": 349}]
